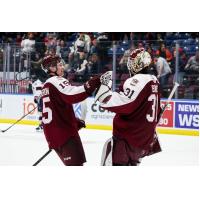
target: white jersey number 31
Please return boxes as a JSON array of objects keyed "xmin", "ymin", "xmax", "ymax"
[{"xmin": 146, "ymin": 94, "xmax": 158, "ymax": 123}]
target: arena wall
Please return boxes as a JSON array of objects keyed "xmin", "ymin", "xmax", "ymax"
[{"xmin": 0, "ymin": 94, "xmax": 198, "ymax": 136}]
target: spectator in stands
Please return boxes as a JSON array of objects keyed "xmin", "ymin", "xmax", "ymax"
[
  {"xmin": 21, "ymin": 32, "xmax": 36, "ymax": 70},
  {"xmin": 144, "ymin": 32, "xmax": 156, "ymax": 42},
  {"xmin": 75, "ymin": 52, "xmax": 88, "ymax": 76},
  {"xmin": 87, "ymin": 54, "xmax": 99, "ymax": 75},
  {"xmin": 184, "ymin": 51, "xmax": 199, "ymax": 73},
  {"xmin": 146, "ymin": 44, "xmax": 156, "ymax": 58},
  {"xmin": 154, "ymin": 52, "xmax": 172, "ymax": 87},
  {"xmin": 21, "ymin": 32, "xmax": 36, "ymax": 55},
  {"xmin": 34, "ymin": 32, "xmax": 46, "ymax": 60},
  {"xmin": 137, "ymin": 42, "xmax": 144, "ymax": 49},
  {"xmin": 170, "ymin": 48, "xmax": 188, "ymax": 84},
  {"xmin": 171, "ymin": 48, "xmax": 188, "ymax": 73},
  {"xmin": 56, "ymin": 40, "xmax": 69, "ymax": 62},
  {"xmin": 90, "ymin": 38, "xmax": 105, "ymax": 73},
  {"xmin": 156, "ymin": 43, "xmax": 173, "ymax": 63},
  {"xmin": 67, "ymin": 51, "xmax": 75, "ymax": 72},
  {"xmin": 45, "ymin": 33, "xmax": 57, "ymax": 50},
  {"xmin": 55, "ymin": 39, "xmax": 61, "ymax": 56},
  {"xmin": 156, "ymin": 33, "xmax": 164, "ymax": 43},
  {"xmin": 96, "ymin": 32, "xmax": 109, "ymax": 41},
  {"xmin": 15, "ymin": 34, "xmax": 22, "ymax": 47},
  {"xmin": 90, "ymin": 38, "xmax": 98, "ymax": 55},
  {"xmin": 146, "ymin": 45, "xmax": 157, "ymax": 75},
  {"xmin": 68, "ymin": 33, "xmax": 91, "ymax": 72},
  {"xmin": 96, "ymin": 32, "xmax": 111, "ymax": 68},
  {"xmin": 74, "ymin": 33, "xmax": 91, "ymax": 55}
]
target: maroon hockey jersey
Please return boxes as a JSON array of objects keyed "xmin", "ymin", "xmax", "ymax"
[
  {"xmin": 41, "ymin": 76, "xmax": 89, "ymax": 149},
  {"xmin": 101, "ymin": 74, "xmax": 161, "ymax": 150}
]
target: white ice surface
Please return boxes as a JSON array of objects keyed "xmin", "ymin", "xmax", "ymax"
[{"xmin": 0, "ymin": 123, "xmax": 199, "ymax": 166}]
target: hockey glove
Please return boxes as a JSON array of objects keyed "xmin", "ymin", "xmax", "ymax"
[
  {"xmin": 76, "ymin": 118, "xmax": 86, "ymax": 130},
  {"xmin": 34, "ymin": 96, "xmax": 39, "ymax": 104},
  {"xmin": 84, "ymin": 75, "xmax": 101, "ymax": 95}
]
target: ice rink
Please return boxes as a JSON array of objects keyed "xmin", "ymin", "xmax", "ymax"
[{"xmin": 0, "ymin": 123, "xmax": 199, "ymax": 166}]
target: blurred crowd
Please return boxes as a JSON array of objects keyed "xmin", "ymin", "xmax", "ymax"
[{"xmin": 0, "ymin": 32, "xmax": 199, "ymax": 99}]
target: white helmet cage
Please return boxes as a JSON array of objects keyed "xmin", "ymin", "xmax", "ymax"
[{"xmin": 127, "ymin": 48, "xmax": 152, "ymax": 75}]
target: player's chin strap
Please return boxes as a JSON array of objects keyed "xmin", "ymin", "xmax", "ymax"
[{"xmin": 94, "ymin": 71, "xmax": 113, "ymax": 103}]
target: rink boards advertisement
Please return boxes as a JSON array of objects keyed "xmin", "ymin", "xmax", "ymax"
[{"xmin": 0, "ymin": 94, "xmax": 199, "ymax": 136}]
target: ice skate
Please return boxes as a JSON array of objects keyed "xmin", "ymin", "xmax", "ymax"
[{"xmin": 36, "ymin": 124, "xmax": 43, "ymax": 132}]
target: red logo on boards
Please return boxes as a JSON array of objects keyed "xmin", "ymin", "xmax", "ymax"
[{"xmin": 158, "ymin": 101, "xmax": 174, "ymax": 127}]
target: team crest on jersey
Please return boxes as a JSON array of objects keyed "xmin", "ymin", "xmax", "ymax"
[{"xmin": 130, "ymin": 79, "xmax": 139, "ymax": 86}]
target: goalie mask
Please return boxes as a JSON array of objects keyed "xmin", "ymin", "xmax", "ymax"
[{"xmin": 127, "ymin": 48, "xmax": 151, "ymax": 76}]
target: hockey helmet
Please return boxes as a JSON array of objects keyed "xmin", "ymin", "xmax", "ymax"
[
  {"xmin": 42, "ymin": 55, "xmax": 61, "ymax": 73},
  {"xmin": 127, "ymin": 48, "xmax": 151, "ymax": 75}
]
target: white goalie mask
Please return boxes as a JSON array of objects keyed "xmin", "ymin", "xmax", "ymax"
[{"xmin": 127, "ymin": 48, "xmax": 152, "ymax": 75}]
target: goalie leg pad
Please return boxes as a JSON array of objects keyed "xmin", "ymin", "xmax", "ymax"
[
  {"xmin": 112, "ymin": 137, "xmax": 143, "ymax": 166},
  {"xmin": 101, "ymin": 137, "xmax": 113, "ymax": 166}
]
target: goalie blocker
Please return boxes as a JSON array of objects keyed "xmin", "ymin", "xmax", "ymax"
[{"xmin": 94, "ymin": 71, "xmax": 113, "ymax": 103}]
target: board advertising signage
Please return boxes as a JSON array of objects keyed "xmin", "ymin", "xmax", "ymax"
[
  {"xmin": 175, "ymin": 102, "xmax": 199, "ymax": 129},
  {"xmin": 158, "ymin": 101, "xmax": 174, "ymax": 128}
]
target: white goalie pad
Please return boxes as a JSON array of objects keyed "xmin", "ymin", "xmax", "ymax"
[
  {"xmin": 94, "ymin": 71, "xmax": 113, "ymax": 103},
  {"xmin": 101, "ymin": 137, "xmax": 113, "ymax": 166}
]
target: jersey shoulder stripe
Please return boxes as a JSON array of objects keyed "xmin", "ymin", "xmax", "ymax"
[{"xmin": 44, "ymin": 76, "xmax": 86, "ymax": 96}]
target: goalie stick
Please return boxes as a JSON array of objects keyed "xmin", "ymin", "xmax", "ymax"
[
  {"xmin": 157, "ymin": 82, "xmax": 180, "ymax": 121},
  {"xmin": 0, "ymin": 106, "xmax": 38, "ymax": 133},
  {"xmin": 101, "ymin": 82, "xmax": 180, "ymax": 166}
]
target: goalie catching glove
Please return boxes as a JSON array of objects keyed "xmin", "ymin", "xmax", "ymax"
[{"xmin": 94, "ymin": 71, "xmax": 113, "ymax": 103}]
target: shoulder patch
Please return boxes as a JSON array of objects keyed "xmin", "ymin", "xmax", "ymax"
[{"xmin": 130, "ymin": 78, "xmax": 139, "ymax": 86}]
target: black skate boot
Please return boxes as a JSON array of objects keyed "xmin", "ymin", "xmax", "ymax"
[{"xmin": 36, "ymin": 124, "xmax": 43, "ymax": 131}]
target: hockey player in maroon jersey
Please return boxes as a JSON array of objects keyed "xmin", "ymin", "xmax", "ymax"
[
  {"xmin": 41, "ymin": 55, "xmax": 101, "ymax": 166},
  {"xmin": 96, "ymin": 48, "xmax": 162, "ymax": 166}
]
